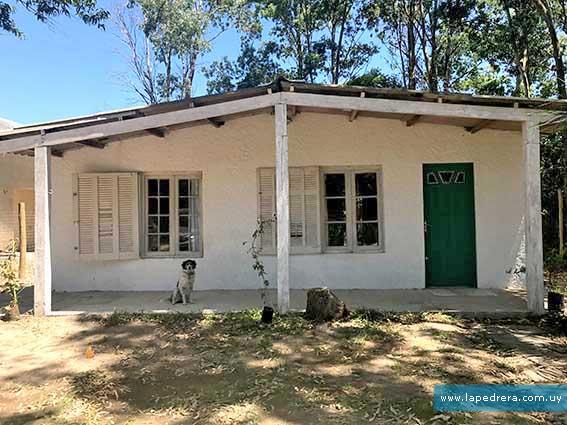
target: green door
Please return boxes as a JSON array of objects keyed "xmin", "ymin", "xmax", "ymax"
[{"xmin": 423, "ymin": 163, "xmax": 477, "ymax": 288}]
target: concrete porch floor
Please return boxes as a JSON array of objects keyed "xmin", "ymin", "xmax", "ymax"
[{"xmin": 7, "ymin": 287, "xmax": 529, "ymax": 315}]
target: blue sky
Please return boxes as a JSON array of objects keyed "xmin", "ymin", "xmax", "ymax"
[
  {"xmin": 0, "ymin": 1, "xmax": 385, "ymax": 125},
  {"xmin": 0, "ymin": 0, "xmax": 242, "ymax": 125}
]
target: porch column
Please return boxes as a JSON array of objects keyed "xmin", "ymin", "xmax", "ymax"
[
  {"xmin": 275, "ymin": 102, "xmax": 290, "ymax": 313},
  {"xmin": 34, "ymin": 146, "xmax": 53, "ymax": 316},
  {"xmin": 522, "ymin": 118, "xmax": 545, "ymax": 314}
]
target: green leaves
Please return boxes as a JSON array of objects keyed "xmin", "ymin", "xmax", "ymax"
[{"xmin": 1, "ymin": 0, "xmax": 109, "ymax": 36}]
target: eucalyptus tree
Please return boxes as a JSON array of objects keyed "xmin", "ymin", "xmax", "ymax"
[
  {"xmin": 203, "ymin": 37, "xmax": 283, "ymax": 94},
  {"xmin": 366, "ymin": 0, "xmax": 478, "ymax": 92},
  {"xmin": 531, "ymin": 0, "xmax": 567, "ymax": 98},
  {"xmin": 117, "ymin": 0, "xmax": 258, "ymax": 103},
  {"xmin": 206, "ymin": 0, "xmax": 378, "ymax": 87}
]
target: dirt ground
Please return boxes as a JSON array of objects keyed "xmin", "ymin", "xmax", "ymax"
[{"xmin": 1, "ymin": 311, "xmax": 566, "ymax": 425}]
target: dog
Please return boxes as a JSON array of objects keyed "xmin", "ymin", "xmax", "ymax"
[{"xmin": 170, "ymin": 259, "xmax": 197, "ymax": 305}]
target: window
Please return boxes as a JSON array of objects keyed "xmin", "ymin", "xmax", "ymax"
[
  {"xmin": 144, "ymin": 174, "xmax": 202, "ymax": 257},
  {"xmin": 257, "ymin": 167, "xmax": 321, "ymax": 254},
  {"xmin": 257, "ymin": 166, "xmax": 383, "ymax": 255},
  {"xmin": 323, "ymin": 168, "xmax": 383, "ymax": 252},
  {"xmin": 75, "ymin": 173, "xmax": 140, "ymax": 260}
]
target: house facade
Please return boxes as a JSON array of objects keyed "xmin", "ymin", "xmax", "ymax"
[
  {"xmin": 0, "ymin": 118, "xmax": 35, "ymax": 254},
  {"xmin": 0, "ymin": 80, "xmax": 562, "ymax": 315}
]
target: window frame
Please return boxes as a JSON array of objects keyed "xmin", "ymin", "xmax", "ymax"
[
  {"xmin": 142, "ymin": 172, "xmax": 203, "ymax": 258},
  {"xmin": 320, "ymin": 166, "xmax": 385, "ymax": 254}
]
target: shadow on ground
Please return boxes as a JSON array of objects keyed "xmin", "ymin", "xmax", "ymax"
[{"xmin": 1, "ymin": 310, "xmax": 566, "ymax": 424}]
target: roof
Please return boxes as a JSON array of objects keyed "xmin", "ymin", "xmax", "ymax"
[
  {"xmin": 1, "ymin": 77, "xmax": 566, "ymax": 156},
  {"xmin": 0, "ymin": 117, "xmax": 18, "ymax": 130}
]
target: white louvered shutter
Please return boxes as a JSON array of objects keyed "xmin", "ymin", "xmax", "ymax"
[
  {"xmin": 257, "ymin": 167, "xmax": 321, "ymax": 254},
  {"xmin": 289, "ymin": 167, "xmax": 321, "ymax": 253},
  {"xmin": 257, "ymin": 168, "xmax": 276, "ymax": 253},
  {"xmin": 74, "ymin": 173, "xmax": 139, "ymax": 260}
]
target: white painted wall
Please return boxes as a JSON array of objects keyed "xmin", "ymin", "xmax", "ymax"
[
  {"xmin": 0, "ymin": 154, "xmax": 34, "ymax": 251},
  {"xmin": 50, "ymin": 112, "xmax": 525, "ymax": 292}
]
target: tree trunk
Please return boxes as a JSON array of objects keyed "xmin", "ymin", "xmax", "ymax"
[
  {"xmin": 305, "ymin": 288, "xmax": 349, "ymax": 322},
  {"xmin": 533, "ymin": 0, "xmax": 567, "ymax": 98}
]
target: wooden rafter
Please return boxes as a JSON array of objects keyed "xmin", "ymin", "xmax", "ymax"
[
  {"xmin": 348, "ymin": 92, "xmax": 366, "ymax": 122},
  {"xmin": 466, "ymin": 120, "xmax": 493, "ymax": 134},
  {"xmin": 0, "ymin": 92, "xmax": 544, "ymax": 155},
  {"xmin": 405, "ymin": 115, "xmax": 421, "ymax": 127},
  {"xmin": 146, "ymin": 127, "xmax": 169, "ymax": 138},
  {"xmin": 208, "ymin": 118, "xmax": 225, "ymax": 128},
  {"xmin": 78, "ymin": 140, "xmax": 106, "ymax": 149}
]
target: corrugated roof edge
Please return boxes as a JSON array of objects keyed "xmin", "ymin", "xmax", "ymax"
[{"xmin": 1, "ymin": 77, "xmax": 567, "ymax": 141}]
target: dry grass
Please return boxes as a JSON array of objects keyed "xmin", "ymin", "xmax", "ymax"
[{"xmin": 0, "ymin": 310, "xmax": 566, "ymax": 424}]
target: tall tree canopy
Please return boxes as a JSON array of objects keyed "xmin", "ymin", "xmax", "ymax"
[{"xmin": 117, "ymin": 0, "xmax": 258, "ymax": 103}]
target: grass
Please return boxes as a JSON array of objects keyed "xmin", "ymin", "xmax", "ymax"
[{"xmin": 1, "ymin": 309, "xmax": 566, "ymax": 424}]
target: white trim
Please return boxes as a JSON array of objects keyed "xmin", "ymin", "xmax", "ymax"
[
  {"xmin": 282, "ymin": 92, "xmax": 541, "ymax": 122},
  {"xmin": 0, "ymin": 94, "xmax": 280, "ymax": 154},
  {"xmin": 320, "ymin": 166, "xmax": 385, "ymax": 254},
  {"xmin": 142, "ymin": 172, "xmax": 203, "ymax": 258},
  {"xmin": 0, "ymin": 91, "xmax": 554, "ymax": 154}
]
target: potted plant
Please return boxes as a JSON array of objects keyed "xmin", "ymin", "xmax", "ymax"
[
  {"xmin": 244, "ymin": 217, "xmax": 275, "ymax": 324},
  {"xmin": 1, "ymin": 240, "xmax": 22, "ymax": 321},
  {"xmin": 548, "ymin": 286, "xmax": 565, "ymax": 313}
]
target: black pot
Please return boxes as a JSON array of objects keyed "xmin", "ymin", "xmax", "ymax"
[
  {"xmin": 261, "ymin": 306, "xmax": 274, "ymax": 324},
  {"xmin": 548, "ymin": 291, "xmax": 565, "ymax": 313}
]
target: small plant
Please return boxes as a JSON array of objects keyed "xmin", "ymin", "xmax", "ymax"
[
  {"xmin": 0, "ymin": 240, "xmax": 21, "ymax": 307},
  {"xmin": 243, "ymin": 217, "xmax": 275, "ymax": 312}
]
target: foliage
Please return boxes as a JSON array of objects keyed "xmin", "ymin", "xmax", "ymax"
[
  {"xmin": 0, "ymin": 0, "xmax": 108, "ymax": 37},
  {"xmin": 347, "ymin": 68, "xmax": 402, "ymax": 88},
  {"xmin": 203, "ymin": 37, "xmax": 283, "ymax": 94},
  {"xmin": 365, "ymin": 0, "xmax": 480, "ymax": 92},
  {"xmin": 0, "ymin": 240, "xmax": 22, "ymax": 307},
  {"xmin": 117, "ymin": 0, "xmax": 259, "ymax": 102},
  {"xmin": 205, "ymin": 0, "xmax": 377, "ymax": 88},
  {"xmin": 243, "ymin": 217, "xmax": 275, "ymax": 307}
]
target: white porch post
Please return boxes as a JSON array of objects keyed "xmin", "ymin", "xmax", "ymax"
[
  {"xmin": 275, "ymin": 102, "xmax": 290, "ymax": 314},
  {"xmin": 522, "ymin": 118, "xmax": 545, "ymax": 314},
  {"xmin": 34, "ymin": 146, "xmax": 52, "ymax": 316}
]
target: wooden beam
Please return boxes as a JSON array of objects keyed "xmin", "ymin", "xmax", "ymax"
[
  {"xmin": 146, "ymin": 127, "xmax": 169, "ymax": 138},
  {"xmin": 523, "ymin": 119, "xmax": 545, "ymax": 314},
  {"xmin": 275, "ymin": 102, "xmax": 290, "ymax": 314},
  {"xmin": 18, "ymin": 202, "xmax": 27, "ymax": 280},
  {"xmin": 282, "ymin": 92, "xmax": 537, "ymax": 122},
  {"xmin": 348, "ymin": 92, "xmax": 366, "ymax": 122},
  {"xmin": 208, "ymin": 118, "xmax": 225, "ymax": 128},
  {"xmin": 405, "ymin": 115, "xmax": 421, "ymax": 127},
  {"xmin": 78, "ymin": 140, "xmax": 106, "ymax": 149},
  {"xmin": 0, "ymin": 93, "xmax": 279, "ymax": 154},
  {"xmin": 466, "ymin": 120, "xmax": 493, "ymax": 134},
  {"xmin": 34, "ymin": 146, "xmax": 52, "ymax": 316}
]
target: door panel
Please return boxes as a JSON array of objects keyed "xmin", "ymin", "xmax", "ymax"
[{"xmin": 423, "ymin": 163, "xmax": 477, "ymax": 288}]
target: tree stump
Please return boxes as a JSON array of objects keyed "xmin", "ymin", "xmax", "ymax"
[
  {"xmin": 305, "ymin": 287, "xmax": 348, "ymax": 322},
  {"xmin": 2, "ymin": 304, "xmax": 20, "ymax": 321}
]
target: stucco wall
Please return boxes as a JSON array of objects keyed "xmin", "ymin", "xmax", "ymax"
[
  {"xmin": 0, "ymin": 154, "xmax": 34, "ymax": 251},
  {"xmin": 50, "ymin": 112, "xmax": 525, "ymax": 292}
]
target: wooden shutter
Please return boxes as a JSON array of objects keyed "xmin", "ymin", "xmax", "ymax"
[
  {"xmin": 257, "ymin": 168, "xmax": 276, "ymax": 253},
  {"xmin": 74, "ymin": 173, "xmax": 139, "ymax": 260},
  {"xmin": 289, "ymin": 167, "xmax": 321, "ymax": 253},
  {"xmin": 257, "ymin": 166, "xmax": 321, "ymax": 254}
]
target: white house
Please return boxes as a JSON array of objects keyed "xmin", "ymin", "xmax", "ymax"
[
  {"xmin": 0, "ymin": 79, "xmax": 565, "ymax": 316},
  {"xmin": 0, "ymin": 118, "xmax": 35, "ymax": 253}
]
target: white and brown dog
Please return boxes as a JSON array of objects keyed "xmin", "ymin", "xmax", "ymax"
[{"xmin": 170, "ymin": 259, "xmax": 197, "ymax": 305}]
